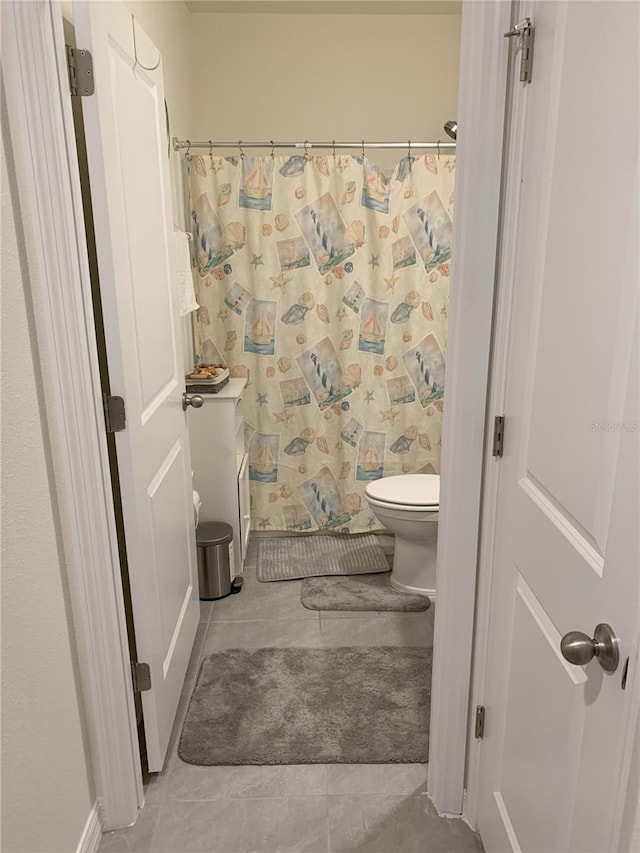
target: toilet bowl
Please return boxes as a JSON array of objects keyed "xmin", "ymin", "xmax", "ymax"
[{"xmin": 364, "ymin": 474, "xmax": 439, "ymax": 598}]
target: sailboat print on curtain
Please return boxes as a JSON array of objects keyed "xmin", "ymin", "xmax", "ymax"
[
  {"xmin": 358, "ymin": 298, "xmax": 388, "ymax": 355},
  {"xmin": 361, "ymin": 161, "xmax": 391, "ymax": 214},
  {"xmin": 239, "ymin": 156, "xmax": 274, "ymax": 211},
  {"xmin": 244, "ymin": 299, "xmax": 276, "ymax": 355},
  {"xmin": 188, "ymin": 152, "xmax": 455, "ymax": 533},
  {"xmin": 248, "ymin": 433, "xmax": 280, "ymax": 483},
  {"xmin": 356, "ymin": 432, "xmax": 386, "ymax": 481}
]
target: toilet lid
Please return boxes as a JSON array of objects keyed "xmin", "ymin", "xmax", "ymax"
[{"xmin": 365, "ymin": 474, "xmax": 440, "ymax": 507}]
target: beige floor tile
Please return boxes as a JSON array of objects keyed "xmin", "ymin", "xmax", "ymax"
[
  {"xmin": 152, "ymin": 796, "xmax": 328, "ymax": 852},
  {"xmin": 319, "ymin": 611, "xmax": 433, "ymax": 648},
  {"xmin": 99, "ymin": 804, "xmax": 160, "ymax": 852},
  {"xmin": 243, "ymin": 538, "xmax": 258, "ymax": 569},
  {"xmin": 165, "ymin": 761, "xmax": 327, "ymax": 801},
  {"xmin": 210, "ymin": 567, "xmax": 314, "ymax": 622},
  {"xmin": 327, "ymin": 794, "xmax": 483, "ymax": 853},
  {"xmin": 202, "ymin": 617, "xmax": 322, "ymax": 654},
  {"xmin": 325, "ymin": 763, "xmax": 428, "ymax": 796},
  {"xmin": 199, "ymin": 600, "xmax": 213, "ymax": 623},
  {"xmin": 103, "ymin": 534, "xmax": 457, "ymax": 853}
]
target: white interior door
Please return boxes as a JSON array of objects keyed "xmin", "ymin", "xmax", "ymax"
[
  {"xmin": 74, "ymin": 0, "xmax": 199, "ymax": 771},
  {"xmin": 477, "ymin": 2, "xmax": 639, "ymax": 851}
]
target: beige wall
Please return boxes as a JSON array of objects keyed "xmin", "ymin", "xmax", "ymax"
[
  {"xmin": 1, "ymin": 90, "xmax": 94, "ymax": 853},
  {"xmin": 189, "ymin": 11, "xmax": 461, "ymax": 169}
]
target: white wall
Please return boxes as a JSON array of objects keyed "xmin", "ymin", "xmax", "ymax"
[
  {"xmin": 189, "ymin": 11, "xmax": 461, "ymax": 168},
  {"xmin": 0, "ymin": 87, "xmax": 94, "ymax": 853}
]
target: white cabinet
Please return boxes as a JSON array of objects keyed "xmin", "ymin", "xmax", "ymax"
[{"xmin": 188, "ymin": 378, "xmax": 249, "ymax": 579}]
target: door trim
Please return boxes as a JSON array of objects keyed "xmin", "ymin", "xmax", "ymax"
[
  {"xmin": 464, "ymin": 1, "xmax": 640, "ymax": 846},
  {"xmin": 3, "ymin": 0, "xmax": 142, "ymax": 829},
  {"xmin": 427, "ymin": 0, "xmax": 512, "ymax": 816},
  {"xmin": 462, "ymin": 0, "xmax": 529, "ymax": 826}
]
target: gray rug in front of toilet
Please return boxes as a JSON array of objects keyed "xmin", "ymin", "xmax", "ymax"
[
  {"xmin": 300, "ymin": 572, "xmax": 430, "ymax": 612},
  {"xmin": 178, "ymin": 646, "xmax": 431, "ymax": 765},
  {"xmin": 256, "ymin": 535, "xmax": 389, "ymax": 582}
]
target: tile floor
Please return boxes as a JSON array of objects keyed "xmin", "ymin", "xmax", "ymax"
[{"xmin": 99, "ymin": 536, "xmax": 483, "ymax": 853}]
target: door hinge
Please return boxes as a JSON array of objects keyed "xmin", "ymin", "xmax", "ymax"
[
  {"xmin": 504, "ymin": 17, "xmax": 535, "ymax": 84},
  {"xmin": 131, "ymin": 662, "xmax": 152, "ymax": 693},
  {"xmin": 103, "ymin": 394, "xmax": 126, "ymax": 433},
  {"xmin": 492, "ymin": 415, "xmax": 505, "ymax": 458},
  {"xmin": 475, "ymin": 705, "xmax": 486, "ymax": 739},
  {"xmin": 65, "ymin": 45, "xmax": 95, "ymax": 97}
]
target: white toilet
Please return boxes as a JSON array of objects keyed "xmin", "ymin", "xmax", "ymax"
[{"xmin": 364, "ymin": 474, "xmax": 439, "ymax": 598}]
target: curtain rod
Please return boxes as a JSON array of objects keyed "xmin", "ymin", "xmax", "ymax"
[{"xmin": 172, "ymin": 137, "xmax": 456, "ymax": 153}]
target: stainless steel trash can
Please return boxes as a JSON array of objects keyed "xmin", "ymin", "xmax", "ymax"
[{"xmin": 195, "ymin": 521, "xmax": 240, "ymax": 600}]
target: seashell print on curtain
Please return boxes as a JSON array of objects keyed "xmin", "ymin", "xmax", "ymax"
[{"xmin": 188, "ymin": 152, "xmax": 455, "ymax": 533}]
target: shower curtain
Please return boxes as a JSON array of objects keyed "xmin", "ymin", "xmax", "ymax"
[{"xmin": 188, "ymin": 151, "xmax": 455, "ymax": 533}]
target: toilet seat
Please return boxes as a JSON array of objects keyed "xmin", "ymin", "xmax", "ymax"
[{"xmin": 365, "ymin": 474, "xmax": 439, "ymax": 511}]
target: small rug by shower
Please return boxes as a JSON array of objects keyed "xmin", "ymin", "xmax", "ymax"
[
  {"xmin": 300, "ymin": 572, "xmax": 430, "ymax": 613},
  {"xmin": 256, "ymin": 535, "xmax": 389, "ymax": 582},
  {"xmin": 178, "ymin": 646, "xmax": 431, "ymax": 765}
]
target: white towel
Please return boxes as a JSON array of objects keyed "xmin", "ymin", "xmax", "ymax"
[
  {"xmin": 173, "ymin": 229, "xmax": 199, "ymax": 317},
  {"xmin": 193, "ymin": 490, "xmax": 202, "ymax": 527}
]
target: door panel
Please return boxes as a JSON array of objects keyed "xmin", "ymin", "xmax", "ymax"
[
  {"xmin": 74, "ymin": 0, "xmax": 199, "ymax": 771},
  {"xmin": 478, "ymin": 2, "xmax": 639, "ymax": 851},
  {"xmin": 107, "ymin": 43, "xmax": 177, "ymax": 407},
  {"xmin": 499, "ymin": 576, "xmax": 587, "ymax": 853}
]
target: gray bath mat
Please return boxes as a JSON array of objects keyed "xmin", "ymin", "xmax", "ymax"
[
  {"xmin": 178, "ymin": 646, "xmax": 431, "ymax": 765},
  {"xmin": 300, "ymin": 572, "xmax": 431, "ymax": 613},
  {"xmin": 256, "ymin": 535, "xmax": 389, "ymax": 582}
]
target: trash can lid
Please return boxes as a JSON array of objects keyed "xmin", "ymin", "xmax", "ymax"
[{"xmin": 196, "ymin": 521, "xmax": 233, "ymax": 546}]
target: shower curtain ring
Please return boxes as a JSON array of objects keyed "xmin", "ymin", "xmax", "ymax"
[
  {"xmin": 208, "ymin": 139, "xmax": 213, "ymax": 159},
  {"xmin": 270, "ymin": 140, "xmax": 275, "ymax": 159},
  {"xmin": 304, "ymin": 140, "xmax": 310, "ymax": 159},
  {"xmin": 185, "ymin": 140, "xmax": 191, "ymax": 158},
  {"xmin": 332, "ymin": 140, "xmax": 336, "ymax": 161},
  {"xmin": 437, "ymin": 140, "xmax": 441, "ymax": 160},
  {"xmin": 361, "ymin": 139, "xmax": 365, "ymax": 159},
  {"xmin": 238, "ymin": 140, "xmax": 245, "ymax": 159}
]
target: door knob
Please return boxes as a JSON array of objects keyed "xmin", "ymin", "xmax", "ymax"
[
  {"xmin": 182, "ymin": 392, "xmax": 204, "ymax": 411},
  {"xmin": 560, "ymin": 623, "xmax": 619, "ymax": 672}
]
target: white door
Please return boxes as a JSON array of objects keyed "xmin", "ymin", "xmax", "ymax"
[
  {"xmin": 74, "ymin": 1, "xmax": 199, "ymax": 771},
  {"xmin": 477, "ymin": 2, "xmax": 639, "ymax": 852}
]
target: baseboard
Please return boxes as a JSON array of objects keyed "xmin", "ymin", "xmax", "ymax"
[{"xmin": 76, "ymin": 801, "xmax": 103, "ymax": 853}]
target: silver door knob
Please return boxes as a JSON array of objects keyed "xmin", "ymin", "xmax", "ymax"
[
  {"xmin": 182, "ymin": 392, "xmax": 204, "ymax": 411},
  {"xmin": 560, "ymin": 623, "xmax": 619, "ymax": 672}
]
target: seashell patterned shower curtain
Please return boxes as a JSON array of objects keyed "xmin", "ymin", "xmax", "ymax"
[{"xmin": 188, "ymin": 151, "xmax": 455, "ymax": 533}]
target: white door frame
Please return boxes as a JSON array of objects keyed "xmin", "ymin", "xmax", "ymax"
[
  {"xmin": 462, "ymin": 1, "xmax": 640, "ymax": 845},
  {"xmin": 12, "ymin": 0, "xmax": 622, "ymax": 834},
  {"xmin": 3, "ymin": 0, "xmax": 142, "ymax": 830},
  {"xmin": 428, "ymin": 0, "xmax": 512, "ymax": 816}
]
